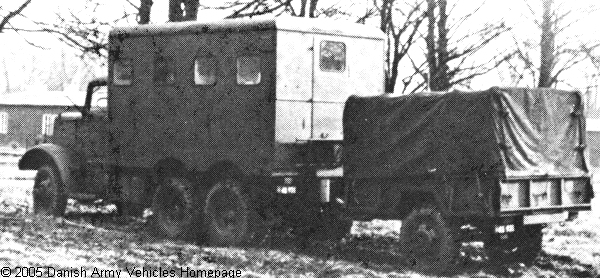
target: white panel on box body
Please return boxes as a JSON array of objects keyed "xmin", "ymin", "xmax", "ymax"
[{"xmin": 275, "ymin": 30, "xmax": 385, "ymax": 143}]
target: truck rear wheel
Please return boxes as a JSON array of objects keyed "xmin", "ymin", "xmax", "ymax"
[
  {"xmin": 203, "ymin": 177, "xmax": 255, "ymax": 246},
  {"xmin": 485, "ymin": 225, "xmax": 543, "ymax": 264},
  {"xmin": 400, "ymin": 207, "xmax": 459, "ymax": 271},
  {"xmin": 33, "ymin": 164, "xmax": 67, "ymax": 216},
  {"xmin": 151, "ymin": 177, "xmax": 197, "ymax": 239}
]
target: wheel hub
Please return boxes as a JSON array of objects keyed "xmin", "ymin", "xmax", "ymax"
[{"xmin": 407, "ymin": 222, "xmax": 440, "ymax": 257}]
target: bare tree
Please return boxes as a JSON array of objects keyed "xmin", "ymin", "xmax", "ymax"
[
  {"xmin": 423, "ymin": 0, "xmax": 511, "ymax": 91},
  {"xmin": 376, "ymin": 0, "xmax": 426, "ymax": 93},
  {"xmin": 206, "ymin": 1, "xmax": 296, "ymax": 18},
  {"xmin": 0, "ymin": 0, "xmax": 33, "ymax": 33},
  {"xmin": 503, "ymin": 0, "xmax": 600, "ymax": 89},
  {"xmin": 1, "ymin": 1, "xmax": 136, "ymax": 58},
  {"xmin": 210, "ymin": 0, "xmax": 353, "ymax": 19}
]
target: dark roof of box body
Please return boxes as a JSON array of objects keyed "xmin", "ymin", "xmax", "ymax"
[{"xmin": 110, "ymin": 17, "xmax": 385, "ymax": 40}]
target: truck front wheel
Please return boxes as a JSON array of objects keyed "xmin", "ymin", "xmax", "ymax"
[
  {"xmin": 203, "ymin": 177, "xmax": 256, "ymax": 246},
  {"xmin": 151, "ymin": 177, "xmax": 197, "ymax": 240},
  {"xmin": 400, "ymin": 207, "xmax": 459, "ymax": 271},
  {"xmin": 33, "ymin": 164, "xmax": 67, "ymax": 216}
]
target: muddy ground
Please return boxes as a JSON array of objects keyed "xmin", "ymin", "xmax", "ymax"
[{"xmin": 0, "ymin": 168, "xmax": 599, "ymax": 277}]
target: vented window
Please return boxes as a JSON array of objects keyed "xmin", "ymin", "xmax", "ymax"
[
  {"xmin": 0, "ymin": 112, "xmax": 7, "ymax": 134},
  {"xmin": 194, "ymin": 56, "xmax": 217, "ymax": 85},
  {"xmin": 113, "ymin": 59, "xmax": 133, "ymax": 86},
  {"xmin": 320, "ymin": 41, "xmax": 346, "ymax": 72},
  {"xmin": 42, "ymin": 114, "xmax": 58, "ymax": 136},
  {"xmin": 236, "ymin": 56, "xmax": 261, "ymax": 85}
]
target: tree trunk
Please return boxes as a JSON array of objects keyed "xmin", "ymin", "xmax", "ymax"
[
  {"xmin": 308, "ymin": 0, "xmax": 318, "ymax": 18},
  {"xmin": 538, "ymin": 0, "xmax": 555, "ymax": 87},
  {"xmin": 138, "ymin": 0, "xmax": 153, "ymax": 24},
  {"xmin": 183, "ymin": 0, "xmax": 199, "ymax": 21},
  {"xmin": 299, "ymin": 0, "xmax": 308, "ymax": 17},
  {"xmin": 426, "ymin": 0, "xmax": 450, "ymax": 91},
  {"xmin": 386, "ymin": 34, "xmax": 401, "ymax": 93},
  {"xmin": 169, "ymin": 0, "xmax": 183, "ymax": 22},
  {"xmin": 379, "ymin": 0, "xmax": 393, "ymax": 32},
  {"xmin": 436, "ymin": 0, "xmax": 450, "ymax": 90},
  {"xmin": 381, "ymin": 0, "xmax": 393, "ymax": 92},
  {"xmin": 426, "ymin": 0, "xmax": 437, "ymax": 91}
]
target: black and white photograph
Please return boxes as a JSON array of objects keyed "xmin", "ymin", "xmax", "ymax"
[{"xmin": 0, "ymin": 0, "xmax": 599, "ymax": 277}]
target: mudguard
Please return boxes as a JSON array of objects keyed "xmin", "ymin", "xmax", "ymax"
[{"xmin": 18, "ymin": 144, "xmax": 83, "ymax": 192}]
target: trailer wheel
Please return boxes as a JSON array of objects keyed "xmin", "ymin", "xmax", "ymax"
[
  {"xmin": 151, "ymin": 177, "xmax": 197, "ymax": 239},
  {"xmin": 485, "ymin": 225, "xmax": 543, "ymax": 265},
  {"xmin": 33, "ymin": 164, "xmax": 67, "ymax": 216},
  {"xmin": 401, "ymin": 207, "xmax": 459, "ymax": 271},
  {"xmin": 204, "ymin": 177, "xmax": 255, "ymax": 246}
]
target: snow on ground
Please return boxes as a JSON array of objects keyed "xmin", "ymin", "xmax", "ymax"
[{"xmin": 0, "ymin": 164, "xmax": 599, "ymax": 277}]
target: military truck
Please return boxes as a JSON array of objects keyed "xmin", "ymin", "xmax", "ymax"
[{"xmin": 18, "ymin": 17, "xmax": 592, "ymax": 270}]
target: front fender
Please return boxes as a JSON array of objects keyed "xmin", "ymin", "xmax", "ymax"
[{"xmin": 19, "ymin": 144, "xmax": 83, "ymax": 192}]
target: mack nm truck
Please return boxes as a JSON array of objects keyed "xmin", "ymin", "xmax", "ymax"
[{"xmin": 19, "ymin": 17, "xmax": 593, "ymax": 270}]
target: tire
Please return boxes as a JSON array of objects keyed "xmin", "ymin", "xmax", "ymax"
[
  {"xmin": 151, "ymin": 177, "xmax": 197, "ymax": 240},
  {"xmin": 33, "ymin": 164, "xmax": 67, "ymax": 216},
  {"xmin": 485, "ymin": 225, "xmax": 543, "ymax": 265},
  {"xmin": 400, "ymin": 207, "xmax": 460, "ymax": 272},
  {"xmin": 203, "ymin": 177, "xmax": 258, "ymax": 246}
]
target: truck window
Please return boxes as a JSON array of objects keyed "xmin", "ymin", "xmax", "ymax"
[
  {"xmin": 41, "ymin": 114, "xmax": 58, "ymax": 136},
  {"xmin": 194, "ymin": 56, "xmax": 217, "ymax": 85},
  {"xmin": 113, "ymin": 59, "xmax": 133, "ymax": 85},
  {"xmin": 154, "ymin": 56, "xmax": 175, "ymax": 84},
  {"xmin": 91, "ymin": 85, "xmax": 108, "ymax": 110},
  {"xmin": 320, "ymin": 41, "xmax": 346, "ymax": 72},
  {"xmin": 237, "ymin": 56, "xmax": 261, "ymax": 85}
]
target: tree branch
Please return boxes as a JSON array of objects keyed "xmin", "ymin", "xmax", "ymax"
[{"xmin": 0, "ymin": 0, "xmax": 33, "ymax": 32}]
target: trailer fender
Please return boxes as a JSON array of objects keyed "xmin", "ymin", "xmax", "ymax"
[{"xmin": 18, "ymin": 143, "xmax": 83, "ymax": 192}]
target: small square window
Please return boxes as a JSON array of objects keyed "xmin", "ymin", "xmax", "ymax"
[
  {"xmin": 113, "ymin": 59, "xmax": 133, "ymax": 85},
  {"xmin": 320, "ymin": 41, "xmax": 346, "ymax": 72},
  {"xmin": 237, "ymin": 56, "xmax": 261, "ymax": 85},
  {"xmin": 194, "ymin": 56, "xmax": 217, "ymax": 85},
  {"xmin": 154, "ymin": 56, "xmax": 175, "ymax": 84}
]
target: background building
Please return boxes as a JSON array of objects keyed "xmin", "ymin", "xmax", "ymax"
[{"xmin": 0, "ymin": 91, "xmax": 83, "ymax": 149}]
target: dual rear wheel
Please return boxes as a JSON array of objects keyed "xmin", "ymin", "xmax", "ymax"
[{"xmin": 151, "ymin": 174, "xmax": 255, "ymax": 245}]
